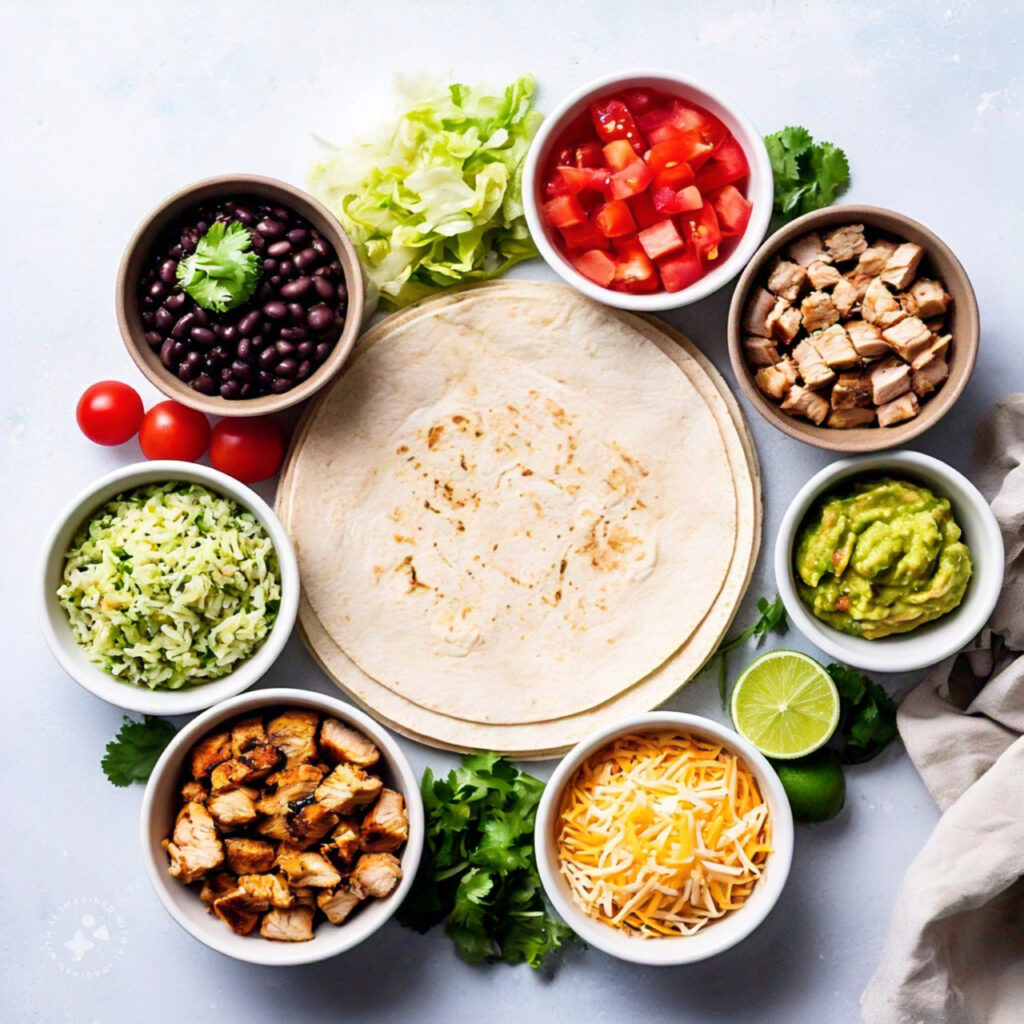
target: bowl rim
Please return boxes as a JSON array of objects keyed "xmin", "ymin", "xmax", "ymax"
[
  {"xmin": 727, "ymin": 203, "xmax": 980, "ymax": 452},
  {"xmin": 139, "ymin": 686, "xmax": 425, "ymax": 966},
  {"xmin": 116, "ymin": 173, "xmax": 365, "ymax": 417},
  {"xmin": 37, "ymin": 460, "xmax": 299, "ymax": 715},
  {"xmin": 522, "ymin": 68, "xmax": 773, "ymax": 311},
  {"xmin": 774, "ymin": 450, "xmax": 1005, "ymax": 672},
  {"xmin": 534, "ymin": 711, "xmax": 794, "ymax": 965}
]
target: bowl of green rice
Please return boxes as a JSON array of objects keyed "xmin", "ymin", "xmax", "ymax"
[{"xmin": 39, "ymin": 462, "xmax": 299, "ymax": 714}]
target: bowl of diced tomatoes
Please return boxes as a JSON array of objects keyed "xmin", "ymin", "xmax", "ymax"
[{"xmin": 524, "ymin": 71, "xmax": 772, "ymax": 310}]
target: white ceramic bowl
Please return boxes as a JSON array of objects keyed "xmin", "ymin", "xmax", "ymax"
[
  {"xmin": 775, "ymin": 451, "xmax": 1004, "ymax": 673},
  {"xmin": 535, "ymin": 712, "xmax": 794, "ymax": 965},
  {"xmin": 523, "ymin": 70, "xmax": 773, "ymax": 311},
  {"xmin": 140, "ymin": 687, "xmax": 424, "ymax": 966},
  {"xmin": 38, "ymin": 461, "xmax": 299, "ymax": 715}
]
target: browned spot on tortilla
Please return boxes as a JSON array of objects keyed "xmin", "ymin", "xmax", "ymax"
[
  {"xmin": 605, "ymin": 466, "xmax": 634, "ymax": 497},
  {"xmin": 577, "ymin": 520, "xmax": 641, "ymax": 572},
  {"xmin": 521, "ymin": 468, "xmax": 534, "ymax": 476},
  {"xmin": 396, "ymin": 444, "xmax": 409, "ymax": 455},
  {"xmin": 393, "ymin": 534, "xmax": 415, "ymax": 544},
  {"xmin": 612, "ymin": 443, "xmax": 649, "ymax": 478},
  {"xmin": 395, "ymin": 554, "xmax": 431, "ymax": 593},
  {"xmin": 427, "ymin": 425, "xmax": 444, "ymax": 449}
]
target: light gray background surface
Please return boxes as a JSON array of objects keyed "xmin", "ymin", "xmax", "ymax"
[{"xmin": 2, "ymin": 2, "xmax": 1021, "ymax": 1022}]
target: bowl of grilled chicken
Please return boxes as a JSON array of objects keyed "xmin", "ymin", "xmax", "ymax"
[
  {"xmin": 727, "ymin": 205, "xmax": 979, "ymax": 451},
  {"xmin": 140, "ymin": 687, "xmax": 423, "ymax": 965}
]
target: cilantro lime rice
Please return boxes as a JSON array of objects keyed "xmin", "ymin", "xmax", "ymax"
[{"xmin": 57, "ymin": 483, "xmax": 281, "ymax": 690}]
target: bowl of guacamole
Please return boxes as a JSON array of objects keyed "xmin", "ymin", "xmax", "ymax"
[{"xmin": 775, "ymin": 451, "xmax": 1004, "ymax": 673}]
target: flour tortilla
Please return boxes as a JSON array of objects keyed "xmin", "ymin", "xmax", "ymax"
[
  {"xmin": 277, "ymin": 283, "xmax": 761, "ymax": 756},
  {"xmin": 286, "ymin": 286, "xmax": 737, "ymax": 724}
]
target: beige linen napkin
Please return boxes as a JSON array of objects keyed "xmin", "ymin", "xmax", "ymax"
[{"xmin": 861, "ymin": 394, "xmax": 1024, "ymax": 1024}]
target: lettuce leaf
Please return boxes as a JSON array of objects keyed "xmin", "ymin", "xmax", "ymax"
[{"xmin": 309, "ymin": 75, "xmax": 543, "ymax": 309}]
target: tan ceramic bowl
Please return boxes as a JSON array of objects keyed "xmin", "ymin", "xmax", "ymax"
[
  {"xmin": 117, "ymin": 174, "xmax": 364, "ymax": 417},
  {"xmin": 727, "ymin": 205, "xmax": 979, "ymax": 452}
]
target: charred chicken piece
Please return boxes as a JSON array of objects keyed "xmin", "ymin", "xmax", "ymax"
[
  {"xmin": 267, "ymin": 710, "xmax": 319, "ymax": 766},
  {"xmin": 213, "ymin": 888, "xmax": 261, "ymax": 936},
  {"xmin": 190, "ymin": 731, "xmax": 232, "ymax": 780},
  {"xmin": 260, "ymin": 906, "xmax": 315, "ymax": 942},
  {"xmin": 224, "ymin": 837, "xmax": 276, "ymax": 875},
  {"xmin": 319, "ymin": 719, "xmax": 381, "ymax": 768},
  {"xmin": 164, "ymin": 801, "xmax": 224, "ymax": 884},
  {"xmin": 360, "ymin": 789, "xmax": 410, "ymax": 853},
  {"xmin": 317, "ymin": 882, "xmax": 365, "ymax": 925},
  {"xmin": 351, "ymin": 853, "xmax": 403, "ymax": 899},
  {"xmin": 315, "ymin": 763, "xmax": 383, "ymax": 815}
]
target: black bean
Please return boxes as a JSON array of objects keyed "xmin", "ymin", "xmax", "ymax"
[
  {"xmin": 259, "ymin": 347, "xmax": 279, "ymax": 369},
  {"xmin": 271, "ymin": 376, "xmax": 293, "ymax": 394},
  {"xmin": 177, "ymin": 361, "xmax": 196, "ymax": 383},
  {"xmin": 256, "ymin": 218, "xmax": 285, "ymax": 239},
  {"xmin": 169, "ymin": 244, "xmax": 184, "ymax": 259},
  {"xmin": 191, "ymin": 326, "xmax": 216, "ymax": 346},
  {"xmin": 215, "ymin": 324, "xmax": 238, "ymax": 343},
  {"xmin": 237, "ymin": 311, "xmax": 261, "ymax": 335},
  {"xmin": 250, "ymin": 334, "xmax": 266, "ymax": 350},
  {"xmin": 280, "ymin": 277, "xmax": 312, "ymax": 300},
  {"xmin": 186, "ymin": 351, "xmax": 203, "ymax": 369},
  {"xmin": 220, "ymin": 379, "xmax": 242, "ymax": 399},
  {"xmin": 280, "ymin": 327, "xmax": 307, "ymax": 342},
  {"xmin": 155, "ymin": 307, "xmax": 174, "ymax": 330},
  {"xmin": 233, "ymin": 206, "xmax": 255, "ymax": 226},
  {"xmin": 145, "ymin": 331, "xmax": 163, "ymax": 350},
  {"xmin": 287, "ymin": 302, "xmax": 305, "ymax": 322},
  {"xmin": 239, "ymin": 382, "xmax": 254, "ymax": 398},
  {"xmin": 287, "ymin": 228, "xmax": 309, "ymax": 246},
  {"xmin": 271, "ymin": 206, "xmax": 290, "ymax": 222},
  {"xmin": 231, "ymin": 359, "xmax": 254, "ymax": 380},
  {"xmin": 208, "ymin": 345, "xmax": 230, "ymax": 369},
  {"xmin": 274, "ymin": 340, "xmax": 297, "ymax": 358},
  {"xmin": 149, "ymin": 280, "xmax": 168, "ymax": 300},
  {"xmin": 262, "ymin": 258, "xmax": 279, "ymax": 275},
  {"xmin": 160, "ymin": 338, "xmax": 177, "ymax": 368},
  {"xmin": 141, "ymin": 311, "xmax": 156, "ymax": 329},
  {"xmin": 165, "ymin": 292, "xmax": 187, "ymax": 312},
  {"xmin": 219, "ymin": 366, "xmax": 234, "ymax": 383},
  {"xmin": 314, "ymin": 342, "xmax": 332, "ymax": 362},
  {"xmin": 313, "ymin": 277, "xmax": 335, "ymax": 301},
  {"xmin": 276, "ymin": 358, "xmax": 299, "ymax": 378},
  {"xmin": 297, "ymin": 341, "xmax": 315, "ymax": 359},
  {"xmin": 159, "ymin": 259, "xmax": 178, "ymax": 284},
  {"xmin": 258, "ymin": 370, "xmax": 274, "ymax": 388},
  {"xmin": 312, "ymin": 237, "xmax": 331, "ymax": 258},
  {"xmin": 263, "ymin": 301, "xmax": 288, "ymax": 320},
  {"xmin": 297, "ymin": 360, "xmax": 312, "ymax": 380},
  {"xmin": 294, "ymin": 247, "xmax": 318, "ymax": 271},
  {"xmin": 312, "ymin": 266, "xmax": 331, "ymax": 278},
  {"xmin": 249, "ymin": 231, "xmax": 266, "ymax": 254},
  {"xmin": 270, "ymin": 276, "xmax": 282, "ymax": 286},
  {"xmin": 172, "ymin": 340, "xmax": 187, "ymax": 360},
  {"xmin": 267, "ymin": 240, "xmax": 292, "ymax": 257},
  {"xmin": 308, "ymin": 304, "xmax": 334, "ymax": 332},
  {"xmin": 336, "ymin": 281, "xmax": 348, "ymax": 301},
  {"xmin": 193, "ymin": 307, "xmax": 208, "ymax": 326},
  {"xmin": 236, "ymin": 338, "xmax": 252, "ymax": 360},
  {"xmin": 192, "ymin": 374, "xmax": 217, "ymax": 395},
  {"xmin": 172, "ymin": 312, "xmax": 196, "ymax": 338},
  {"xmin": 278, "ymin": 260, "xmax": 296, "ymax": 280}
]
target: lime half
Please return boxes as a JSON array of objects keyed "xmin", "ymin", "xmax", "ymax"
[{"xmin": 730, "ymin": 650, "xmax": 840, "ymax": 760}]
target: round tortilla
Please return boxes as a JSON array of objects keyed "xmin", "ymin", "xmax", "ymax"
[{"xmin": 284, "ymin": 286, "xmax": 738, "ymax": 725}]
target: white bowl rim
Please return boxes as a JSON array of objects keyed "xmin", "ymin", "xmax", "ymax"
[
  {"xmin": 523, "ymin": 68, "xmax": 773, "ymax": 311},
  {"xmin": 139, "ymin": 686, "xmax": 425, "ymax": 966},
  {"xmin": 774, "ymin": 450, "xmax": 1005, "ymax": 673},
  {"xmin": 534, "ymin": 711, "xmax": 794, "ymax": 965},
  {"xmin": 37, "ymin": 460, "xmax": 299, "ymax": 715}
]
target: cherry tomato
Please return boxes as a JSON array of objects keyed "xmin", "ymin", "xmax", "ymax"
[
  {"xmin": 209, "ymin": 416, "xmax": 285, "ymax": 483},
  {"xmin": 138, "ymin": 401, "xmax": 211, "ymax": 462},
  {"xmin": 76, "ymin": 381, "xmax": 144, "ymax": 446}
]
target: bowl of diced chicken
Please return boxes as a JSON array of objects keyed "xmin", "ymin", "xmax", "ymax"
[
  {"xmin": 727, "ymin": 205, "xmax": 979, "ymax": 451},
  {"xmin": 140, "ymin": 688, "xmax": 423, "ymax": 965}
]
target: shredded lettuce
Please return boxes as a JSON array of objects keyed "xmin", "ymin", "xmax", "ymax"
[{"xmin": 308, "ymin": 75, "xmax": 543, "ymax": 309}]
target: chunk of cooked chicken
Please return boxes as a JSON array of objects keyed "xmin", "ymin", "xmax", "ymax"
[
  {"xmin": 315, "ymin": 763, "xmax": 383, "ymax": 815},
  {"xmin": 861, "ymin": 278, "xmax": 906, "ymax": 330},
  {"xmin": 792, "ymin": 339, "xmax": 836, "ymax": 390},
  {"xmin": 870, "ymin": 357, "xmax": 912, "ymax": 406},
  {"xmin": 842, "ymin": 271, "xmax": 874, "ymax": 305},
  {"xmin": 845, "ymin": 319, "xmax": 890, "ymax": 360},
  {"xmin": 213, "ymin": 888, "xmax": 260, "ymax": 936},
  {"xmin": 800, "ymin": 291, "xmax": 840, "ymax": 333},
  {"xmin": 855, "ymin": 239, "xmax": 898, "ymax": 277},
  {"xmin": 289, "ymin": 886, "xmax": 318, "ymax": 908},
  {"xmin": 317, "ymin": 883, "xmax": 365, "ymax": 925},
  {"xmin": 880, "ymin": 242, "xmax": 925, "ymax": 290},
  {"xmin": 319, "ymin": 719, "xmax": 381, "ymax": 768},
  {"xmin": 812, "ymin": 325, "xmax": 860, "ymax": 369},
  {"xmin": 787, "ymin": 232, "xmax": 830, "ymax": 267},
  {"xmin": 164, "ymin": 801, "xmax": 224, "ymax": 884},
  {"xmin": 260, "ymin": 906, "xmax": 315, "ymax": 942},
  {"xmin": 766, "ymin": 259, "xmax": 808, "ymax": 302},
  {"xmin": 806, "ymin": 260, "xmax": 841, "ymax": 290},
  {"xmin": 351, "ymin": 853, "xmax": 403, "ymax": 899},
  {"xmin": 361, "ymin": 789, "xmax": 409, "ymax": 853},
  {"xmin": 780, "ymin": 385, "xmax": 830, "ymax": 425},
  {"xmin": 230, "ymin": 717, "xmax": 268, "ymax": 758},
  {"xmin": 768, "ymin": 302, "xmax": 802, "ymax": 345},
  {"xmin": 911, "ymin": 334, "xmax": 951, "ymax": 369},
  {"xmin": 225, "ymin": 837, "xmax": 276, "ymax": 876},
  {"xmin": 238, "ymin": 873, "xmax": 293, "ymax": 910},
  {"xmin": 831, "ymin": 277, "xmax": 860, "ymax": 318},
  {"xmin": 288, "ymin": 801, "xmax": 339, "ymax": 845},
  {"xmin": 755, "ymin": 363, "xmax": 796, "ymax": 401},
  {"xmin": 828, "ymin": 406, "xmax": 876, "ymax": 429},
  {"xmin": 823, "ymin": 224, "xmax": 867, "ymax": 263},
  {"xmin": 181, "ymin": 780, "xmax": 208, "ymax": 805},
  {"xmin": 276, "ymin": 849, "xmax": 342, "ymax": 889},
  {"xmin": 877, "ymin": 391, "xmax": 920, "ymax": 427},
  {"xmin": 321, "ymin": 819, "xmax": 362, "ymax": 867},
  {"xmin": 882, "ymin": 316, "xmax": 933, "ymax": 361},
  {"xmin": 743, "ymin": 336, "xmax": 781, "ymax": 367},
  {"xmin": 257, "ymin": 764, "xmax": 326, "ymax": 816},
  {"xmin": 210, "ymin": 758, "xmax": 263, "ymax": 793},
  {"xmin": 267, "ymin": 710, "xmax": 319, "ymax": 766},
  {"xmin": 207, "ymin": 787, "xmax": 258, "ymax": 828},
  {"xmin": 190, "ymin": 731, "xmax": 232, "ymax": 780},
  {"xmin": 830, "ymin": 372, "xmax": 874, "ymax": 410},
  {"xmin": 901, "ymin": 278, "xmax": 950, "ymax": 319},
  {"xmin": 912, "ymin": 356, "xmax": 949, "ymax": 398},
  {"xmin": 199, "ymin": 871, "xmax": 236, "ymax": 906},
  {"xmin": 257, "ymin": 814, "xmax": 293, "ymax": 843},
  {"xmin": 237, "ymin": 741, "xmax": 282, "ymax": 782},
  {"xmin": 742, "ymin": 288, "xmax": 776, "ymax": 338}
]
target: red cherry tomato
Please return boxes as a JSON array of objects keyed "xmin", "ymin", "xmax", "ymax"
[
  {"xmin": 209, "ymin": 416, "xmax": 285, "ymax": 483},
  {"xmin": 76, "ymin": 381, "xmax": 144, "ymax": 446},
  {"xmin": 138, "ymin": 401, "xmax": 211, "ymax": 462}
]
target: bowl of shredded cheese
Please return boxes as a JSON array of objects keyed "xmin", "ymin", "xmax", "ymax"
[{"xmin": 535, "ymin": 712, "xmax": 794, "ymax": 964}]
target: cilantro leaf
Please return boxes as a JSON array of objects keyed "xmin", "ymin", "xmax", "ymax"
[
  {"xmin": 764, "ymin": 126, "xmax": 851, "ymax": 229},
  {"xmin": 826, "ymin": 663, "xmax": 898, "ymax": 764},
  {"xmin": 176, "ymin": 221, "xmax": 261, "ymax": 312},
  {"xmin": 101, "ymin": 715, "xmax": 177, "ymax": 786}
]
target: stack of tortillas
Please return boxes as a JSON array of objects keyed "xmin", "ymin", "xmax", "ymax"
[{"xmin": 277, "ymin": 282, "xmax": 760, "ymax": 758}]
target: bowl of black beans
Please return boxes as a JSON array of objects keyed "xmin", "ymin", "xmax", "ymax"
[{"xmin": 117, "ymin": 174, "xmax": 364, "ymax": 415}]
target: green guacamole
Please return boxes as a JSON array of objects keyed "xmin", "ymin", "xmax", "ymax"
[{"xmin": 794, "ymin": 477, "xmax": 972, "ymax": 639}]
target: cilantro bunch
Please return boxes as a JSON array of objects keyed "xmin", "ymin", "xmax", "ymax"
[
  {"xmin": 176, "ymin": 221, "xmax": 261, "ymax": 312},
  {"xmin": 102, "ymin": 715, "xmax": 177, "ymax": 786},
  {"xmin": 764, "ymin": 127, "xmax": 851, "ymax": 229},
  {"xmin": 398, "ymin": 753, "xmax": 570, "ymax": 968},
  {"xmin": 826, "ymin": 663, "xmax": 898, "ymax": 763}
]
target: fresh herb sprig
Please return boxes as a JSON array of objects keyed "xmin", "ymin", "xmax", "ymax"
[
  {"xmin": 176, "ymin": 221, "xmax": 261, "ymax": 312},
  {"xmin": 398, "ymin": 753, "xmax": 571, "ymax": 968},
  {"xmin": 826, "ymin": 663, "xmax": 898, "ymax": 763},
  {"xmin": 764, "ymin": 127, "xmax": 851, "ymax": 229},
  {"xmin": 101, "ymin": 715, "xmax": 177, "ymax": 786},
  {"xmin": 703, "ymin": 595, "xmax": 789, "ymax": 706}
]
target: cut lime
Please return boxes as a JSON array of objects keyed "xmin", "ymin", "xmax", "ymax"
[
  {"xmin": 774, "ymin": 751, "xmax": 846, "ymax": 823},
  {"xmin": 730, "ymin": 650, "xmax": 840, "ymax": 760}
]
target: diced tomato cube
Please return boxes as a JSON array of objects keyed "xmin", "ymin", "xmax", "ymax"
[
  {"xmin": 589, "ymin": 98, "xmax": 645, "ymax": 154},
  {"xmin": 609, "ymin": 158, "xmax": 654, "ymax": 199},
  {"xmin": 676, "ymin": 186, "xmax": 703, "ymax": 212},
  {"xmin": 653, "ymin": 185, "xmax": 702, "ymax": 215},
  {"xmin": 572, "ymin": 249, "xmax": 616, "ymax": 287},
  {"xmin": 560, "ymin": 220, "xmax": 611, "ymax": 251},
  {"xmin": 574, "ymin": 141, "xmax": 606, "ymax": 168},
  {"xmin": 544, "ymin": 165, "xmax": 591, "ymax": 198},
  {"xmin": 621, "ymin": 88, "xmax": 658, "ymax": 115},
  {"xmin": 682, "ymin": 200, "xmax": 722, "ymax": 260},
  {"xmin": 658, "ymin": 249, "xmax": 703, "ymax": 293},
  {"xmin": 712, "ymin": 184, "xmax": 753, "ymax": 237},
  {"xmin": 636, "ymin": 107, "xmax": 674, "ymax": 135},
  {"xmin": 653, "ymin": 163, "xmax": 695, "ymax": 191},
  {"xmin": 603, "ymin": 139, "xmax": 638, "ymax": 171},
  {"xmin": 694, "ymin": 137, "xmax": 750, "ymax": 194},
  {"xmin": 612, "ymin": 236, "xmax": 658, "ymax": 292},
  {"xmin": 638, "ymin": 219, "xmax": 685, "ymax": 261},
  {"xmin": 646, "ymin": 139, "xmax": 695, "ymax": 174},
  {"xmin": 593, "ymin": 199, "xmax": 637, "ymax": 238},
  {"xmin": 628, "ymin": 191, "xmax": 660, "ymax": 229},
  {"xmin": 542, "ymin": 194, "xmax": 587, "ymax": 229}
]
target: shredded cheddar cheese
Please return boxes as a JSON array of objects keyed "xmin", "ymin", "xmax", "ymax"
[{"xmin": 556, "ymin": 731, "xmax": 772, "ymax": 938}]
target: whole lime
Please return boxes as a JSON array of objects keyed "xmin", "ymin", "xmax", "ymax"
[{"xmin": 773, "ymin": 750, "xmax": 846, "ymax": 823}]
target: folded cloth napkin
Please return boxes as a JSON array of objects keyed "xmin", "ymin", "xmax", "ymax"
[{"xmin": 861, "ymin": 394, "xmax": 1024, "ymax": 1024}]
